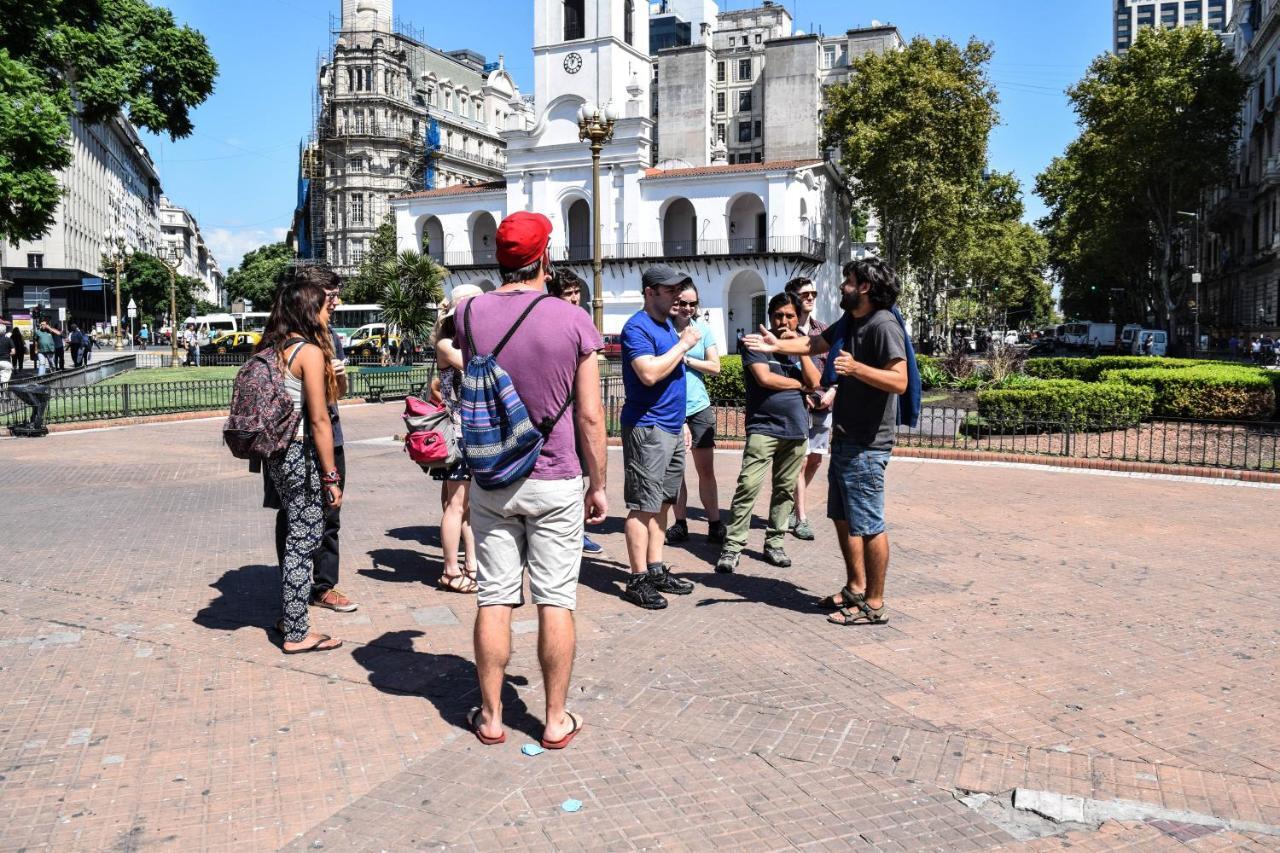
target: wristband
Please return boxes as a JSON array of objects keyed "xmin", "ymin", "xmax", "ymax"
[{"xmin": 321, "ymin": 471, "xmax": 341, "ymax": 484}]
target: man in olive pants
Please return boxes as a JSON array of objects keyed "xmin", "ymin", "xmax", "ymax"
[{"xmin": 716, "ymin": 292, "xmax": 820, "ymax": 573}]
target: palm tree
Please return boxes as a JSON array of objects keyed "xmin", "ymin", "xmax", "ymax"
[{"xmin": 381, "ymin": 250, "xmax": 444, "ymax": 363}]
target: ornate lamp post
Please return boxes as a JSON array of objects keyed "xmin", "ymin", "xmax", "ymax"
[
  {"xmin": 577, "ymin": 101, "xmax": 617, "ymax": 335},
  {"xmin": 158, "ymin": 245, "xmax": 184, "ymax": 367},
  {"xmin": 101, "ymin": 229, "xmax": 132, "ymax": 351}
]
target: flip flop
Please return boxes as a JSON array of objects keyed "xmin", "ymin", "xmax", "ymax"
[
  {"xmin": 467, "ymin": 707, "xmax": 505, "ymax": 745},
  {"xmin": 540, "ymin": 712, "xmax": 583, "ymax": 750},
  {"xmin": 282, "ymin": 634, "xmax": 343, "ymax": 654}
]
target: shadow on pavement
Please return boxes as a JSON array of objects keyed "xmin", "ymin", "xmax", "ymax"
[
  {"xmin": 686, "ymin": 563, "xmax": 823, "ymax": 615},
  {"xmin": 193, "ymin": 564, "xmax": 280, "ymax": 632},
  {"xmin": 385, "ymin": 525, "xmax": 435, "ymax": 546},
  {"xmin": 362, "ymin": 547, "xmax": 442, "ymax": 585},
  {"xmin": 351, "ymin": 630, "xmax": 541, "ymax": 739}
]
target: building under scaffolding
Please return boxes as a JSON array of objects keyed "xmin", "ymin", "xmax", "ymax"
[{"xmin": 290, "ymin": 0, "xmax": 532, "ymax": 277}]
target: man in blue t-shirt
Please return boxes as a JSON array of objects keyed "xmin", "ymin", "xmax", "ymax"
[{"xmin": 619, "ymin": 265, "xmax": 702, "ymax": 610}]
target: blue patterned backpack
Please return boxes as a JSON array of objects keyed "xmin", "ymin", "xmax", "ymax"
[{"xmin": 458, "ymin": 295, "xmax": 573, "ymax": 490}]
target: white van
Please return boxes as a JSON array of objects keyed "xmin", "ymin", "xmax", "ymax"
[
  {"xmin": 1130, "ymin": 329, "xmax": 1168, "ymax": 356},
  {"xmin": 183, "ymin": 313, "xmax": 238, "ymax": 342}
]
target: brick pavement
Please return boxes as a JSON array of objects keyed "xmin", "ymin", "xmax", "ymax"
[{"xmin": 1, "ymin": 404, "xmax": 1278, "ymax": 851}]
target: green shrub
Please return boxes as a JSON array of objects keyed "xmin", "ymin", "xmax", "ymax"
[
  {"xmin": 916, "ymin": 354, "xmax": 945, "ymax": 390},
  {"xmin": 977, "ymin": 379, "xmax": 1155, "ymax": 431},
  {"xmin": 705, "ymin": 354, "xmax": 744, "ymax": 401},
  {"xmin": 1100, "ymin": 365, "xmax": 1275, "ymax": 420},
  {"xmin": 1025, "ymin": 356, "xmax": 1199, "ymax": 382}
]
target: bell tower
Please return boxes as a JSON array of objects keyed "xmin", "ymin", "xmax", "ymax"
[
  {"xmin": 341, "ymin": 0, "xmax": 392, "ymax": 33},
  {"xmin": 533, "ymin": 0, "xmax": 651, "ymax": 113}
]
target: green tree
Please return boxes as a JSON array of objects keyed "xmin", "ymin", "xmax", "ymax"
[
  {"xmin": 823, "ymin": 36, "xmax": 999, "ymax": 274},
  {"xmin": 343, "ymin": 215, "xmax": 398, "ymax": 304},
  {"xmin": 224, "ymin": 242, "xmax": 294, "ymax": 308},
  {"xmin": 1036, "ymin": 26, "xmax": 1246, "ymax": 335},
  {"xmin": 0, "ymin": 0, "xmax": 218, "ymax": 242},
  {"xmin": 381, "ymin": 250, "xmax": 444, "ymax": 362},
  {"xmin": 110, "ymin": 251, "xmax": 206, "ymax": 326}
]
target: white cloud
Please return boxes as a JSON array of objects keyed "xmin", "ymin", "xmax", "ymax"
[{"xmin": 205, "ymin": 226, "xmax": 289, "ymax": 272}]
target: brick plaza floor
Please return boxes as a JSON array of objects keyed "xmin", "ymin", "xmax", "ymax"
[{"xmin": 1, "ymin": 404, "xmax": 1279, "ymax": 851}]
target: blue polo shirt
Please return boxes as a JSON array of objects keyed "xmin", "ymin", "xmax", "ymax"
[{"xmin": 620, "ymin": 310, "xmax": 686, "ymax": 433}]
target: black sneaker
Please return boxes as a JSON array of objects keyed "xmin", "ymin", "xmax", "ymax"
[
  {"xmin": 715, "ymin": 551, "xmax": 739, "ymax": 574},
  {"xmin": 622, "ymin": 574, "xmax": 668, "ymax": 610},
  {"xmin": 763, "ymin": 546, "xmax": 792, "ymax": 568},
  {"xmin": 707, "ymin": 520, "xmax": 727, "ymax": 545},
  {"xmin": 652, "ymin": 565, "xmax": 693, "ymax": 595},
  {"xmin": 665, "ymin": 519, "xmax": 689, "ymax": 544}
]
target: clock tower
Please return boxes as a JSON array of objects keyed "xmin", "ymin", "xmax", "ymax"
[{"xmin": 533, "ymin": 0, "xmax": 651, "ymax": 115}]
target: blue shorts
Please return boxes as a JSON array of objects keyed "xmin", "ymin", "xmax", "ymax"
[{"xmin": 826, "ymin": 440, "xmax": 891, "ymax": 536}]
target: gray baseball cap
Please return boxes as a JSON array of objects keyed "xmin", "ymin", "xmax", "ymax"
[{"xmin": 641, "ymin": 265, "xmax": 692, "ymax": 290}]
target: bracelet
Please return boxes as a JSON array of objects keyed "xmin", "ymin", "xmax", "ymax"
[{"xmin": 321, "ymin": 471, "xmax": 341, "ymax": 484}]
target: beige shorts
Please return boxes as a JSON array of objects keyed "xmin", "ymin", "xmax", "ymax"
[{"xmin": 471, "ymin": 476, "xmax": 585, "ymax": 610}]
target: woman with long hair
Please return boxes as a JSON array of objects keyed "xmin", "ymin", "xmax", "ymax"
[
  {"xmin": 257, "ymin": 277, "xmax": 344, "ymax": 654},
  {"xmin": 665, "ymin": 280, "xmax": 724, "ymax": 545},
  {"xmin": 430, "ymin": 286, "xmax": 481, "ymax": 593}
]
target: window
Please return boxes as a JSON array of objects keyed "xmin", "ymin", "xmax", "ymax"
[
  {"xmin": 738, "ymin": 58, "xmax": 752, "ymax": 81},
  {"xmin": 351, "ymin": 239, "xmax": 365, "ymax": 266},
  {"xmin": 351, "ymin": 193, "xmax": 365, "ymax": 225},
  {"xmin": 739, "ymin": 90, "xmax": 752, "ymax": 111},
  {"xmin": 716, "ymin": 91, "xmax": 725, "ymax": 113},
  {"xmin": 444, "ymin": 89, "xmax": 452, "ymax": 111},
  {"xmin": 753, "ymin": 119, "xmax": 761, "ymax": 138},
  {"xmin": 354, "ymin": 111, "xmax": 366, "ymax": 133},
  {"xmin": 27, "ymin": 253, "xmax": 43, "ymax": 269},
  {"xmin": 728, "ymin": 153, "xmax": 737, "ymax": 164},
  {"xmin": 738, "ymin": 121, "xmax": 751, "ymax": 142},
  {"xmin": 328, "ymin": 199, "xmax": 337, "ymax": 227},
  {"xmin": 753, "ymin": 151, "xmax": 763, "ymax": 163},
  {"xmin": 823, "ymin": 45, "xmax": 836, "ymax": 68},
  {"xmin": 564, "ymin": 0, "xmax": 584, "ymax": 40},
  {"xmin": 716, "ymin": 61, "xmax": 726, "ymax": 82},
  {"xmin": 624, "ymin": 0, "xmax": 634, "ymax": 45},
  {"xmin": 754, "ymin": 33, "xmax": 762, "ymax": 44},
  {"xmin": 716, "ymin": 123, "xmax": 726, "ymax": 142}
]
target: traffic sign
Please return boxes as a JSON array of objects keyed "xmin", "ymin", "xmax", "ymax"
[{"xmin": 82, "ymin": 277, "xmax": 104, "ymax": 291}]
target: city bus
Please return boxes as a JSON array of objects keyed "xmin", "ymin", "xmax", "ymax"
[
  {"xmin": 233, "ymin": 311, "xmax": 270, "ymax": 332},
  {"xmin": 331, "ymin": 304, "xmax": 384, "ymax": 345}
]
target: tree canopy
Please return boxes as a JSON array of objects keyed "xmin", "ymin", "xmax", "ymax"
[
  {"xmin": 0, "ymin": 0, "xmax": 218, "ymax": 242},
  {"xmin": 1035, "ymin": 26, "xmax": 1246, "ymax": 333},
  {"xmin": 381, "ymin": 250, "xmax": 444, "ymax": 350},
  {"xmin": 224, "ymin": 242, "xmax": 295, "ymax": 308},
  {"xmin": 110, "ymin": 251, "xmax": 210, "ymax": 324},
  {"xmin": 343, "ymin": 215, "xmax": 398, "ymax": 304}
]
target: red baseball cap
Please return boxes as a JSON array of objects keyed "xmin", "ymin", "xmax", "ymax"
[{"xmin": 496, "ymin": 212, "xmax": 553, "ymax": 269}]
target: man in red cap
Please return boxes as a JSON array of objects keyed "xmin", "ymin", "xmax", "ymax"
[{"xmin": 457, "ymin": 211, "xmax": 608, "ymax": 750}]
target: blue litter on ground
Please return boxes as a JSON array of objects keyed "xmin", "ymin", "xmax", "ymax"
[
  {"xmin": 521, "ymin": 743, "xmax": 545, "ymax": 756},
  {"xmin": 561, "ymin": 798, "xmax": 582, "ymax": 813}
]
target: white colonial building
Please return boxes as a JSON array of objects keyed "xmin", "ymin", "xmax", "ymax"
[{"xmin": 390, "ymin": 0, "xmax": 858, "ymax": 351}]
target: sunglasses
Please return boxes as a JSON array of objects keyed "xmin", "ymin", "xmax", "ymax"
[
  {"xmin": 674, "ymin": 300, "xmax": 699, "ymax": 309},
  {"xmin": 797, "ymin": 290, "xmax": 817, "ymax": 298}
]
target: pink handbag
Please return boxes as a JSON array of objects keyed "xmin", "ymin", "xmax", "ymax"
[{"xmin": 402, "ymin": 395, "xmax": 459, "ymax": 469}]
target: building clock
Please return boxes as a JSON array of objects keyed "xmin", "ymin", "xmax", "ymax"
[{"xmin": 564, "ymin": 52, "xmax": 583, "ymax": 74}]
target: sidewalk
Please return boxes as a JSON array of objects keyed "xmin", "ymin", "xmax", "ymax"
[{"xmin": 1, "ymin": 404, "xmax": 1277, "ymax": 850}]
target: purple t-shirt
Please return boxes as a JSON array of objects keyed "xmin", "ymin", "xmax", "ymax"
[{"xmin": 458, "ymin": 290, "xmax": 603, "ymax": 480}]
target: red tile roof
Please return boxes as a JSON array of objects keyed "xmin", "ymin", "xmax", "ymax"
[
  {"xmin": 643, "ymin": 159, "xmax": 825, "ymax": 179},
  {"xmin": 394, "ymin": 181, "xmax": 506, "ymax": 200}
]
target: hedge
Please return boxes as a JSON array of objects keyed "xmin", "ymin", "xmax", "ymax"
[
  {"xmin": 977, "ymin": 379, "xmax": 1155, "ymax": 431},
  {"xmin": 704, "ymin": 354, "xmax": 744, "ymax": 401},
  {"xmin": 1025, "ymin": 356, "xmax": 1201, "ymax": 382},
  {"xmin": 1099, "ymin": 365, "xmax": 1276, "ymax": 420}
]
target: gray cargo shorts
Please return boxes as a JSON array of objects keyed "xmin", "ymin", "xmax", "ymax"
[{"xmin": 622, "ymin": 424, "xmax": 685, "ymax": 513}]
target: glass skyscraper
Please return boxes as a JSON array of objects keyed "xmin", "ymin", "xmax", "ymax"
[{"xmin": 1113, "ymin": 0, "xmax": 1233, "ymax": 52}]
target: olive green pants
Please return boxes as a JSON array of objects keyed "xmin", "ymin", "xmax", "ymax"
[{"xmin": 722, "ymin": 433, "xmax": 808, "ymax": 554}]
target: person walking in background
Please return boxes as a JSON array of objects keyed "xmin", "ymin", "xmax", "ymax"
[
  {"xmin": 431, "ymin": 284, "xmax": 483, "ymax": 594},
  {"xmin": 714, "ymin": 292, "xmax": 819, "ymax": 575},
  {"xmin": 546, "ymin": 268, "xmax": 605, "ymax": 557},
  {"xmin": 34, "ymin": 321, "xmax": 58, "ymax": 376},
  {"xmin": 256, "ymin": 273, "xmax": 345, "ymax": 654},
  {"xmin": 10, "ymin": 326, "xmax": 25, "ymax": 372},
  {"xmin": 785, "ymin": 276, "xmax": 834, "ymax": 542},
  {"xmin": 665, "ymin": 280, "xmax": 725, "ymax": 546},
  {"xmin": 457, "ymin": 212, "xmax": 607, "ymax": 749},
  {"xmin": 52, "ymin": 322, "xmax": 66, "ymax": 370},
  {"xmin": 68, "ymin": 325, "xmax": 84, "ymax": 367},
  {"xmin": 0, "ymin": 322, "xmax": 12, "ymax": 385},
  {"xmin": 619, "ymin": 265, "xmax": 701, "ymax": 610},
  {"xmin": 743, "ymin": 258, "xmax": 909, "ymax": 626}
]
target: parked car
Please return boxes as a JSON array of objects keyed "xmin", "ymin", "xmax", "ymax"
[
  {"xmin": 199, "ymin": 331, "xmax": 260, "ymax": 356},
  {"xmin": 602, "ymin": 333, "xmax": 623, "ymax": 359},
  {"xmin": 347, "ymin": 333, "xmax": 402, "ymax": 362},
  {"xmin": 1130, "ymin": 329, "xmax": 1168, "ymax": 356}
]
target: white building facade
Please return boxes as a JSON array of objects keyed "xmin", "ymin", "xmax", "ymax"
[
  {"xmin": 390, "ymin": 0, "xmax": 859, "ymax": 350},
  {"xmin": 1114, "ymin": 0, "xmax": 1233, "ymax": 52},
  {"xmin": 159, "ymin": 197, "xmax": 226, "ymax": 307}
]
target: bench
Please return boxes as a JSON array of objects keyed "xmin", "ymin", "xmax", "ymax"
[{"xmin": 356, "ymin": 366, "xmax": 416, "ymax": 403}]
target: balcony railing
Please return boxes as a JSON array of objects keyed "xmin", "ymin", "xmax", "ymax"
[
  {"xmin": 324, "ymin": 124, "xmax": 419, "ymax": 144},
  {"xmin": 436, "ymin": 144, "xmax": 506, "ymax": 171},
  {"xmin": 435, "ymin": 236, "xmax": 827, "ymax": 268}
]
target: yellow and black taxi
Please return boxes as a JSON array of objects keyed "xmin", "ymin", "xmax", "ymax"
[{"xmin": 199, "ymin": 331, "xmax": 261, "ymax": 356}]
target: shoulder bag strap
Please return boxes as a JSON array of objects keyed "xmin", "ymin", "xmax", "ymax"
[{"xmin": 490, "ymin": 294, "xmax": 550, "ymax": 358}]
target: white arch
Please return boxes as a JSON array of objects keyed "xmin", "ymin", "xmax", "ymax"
[
  {"xmin": 724, "ymin": 269, "xmax": 767, "ymax": 352},
  {"xmin": 661, "ymin": 197, "xmax": 697, "ymax": 257},
  {"xmin": 726, "ymin": 192, "xmax": 767, "ymax": 253},
  {"xmin": 417, "ymin": 215, "xmax": 444, "ymax": 260},
  {"xmin": 468, "ymin": 211, "xmax": 498, "ymax": 262}
]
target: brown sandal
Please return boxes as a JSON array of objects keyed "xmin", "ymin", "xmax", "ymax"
[
  {"xmin": 818, "ymin": 587, "xmax": 864, "ymax": 610},
  {"xmin": 437, "ymin": 573, "xmax": 478, "ymax": 594}
]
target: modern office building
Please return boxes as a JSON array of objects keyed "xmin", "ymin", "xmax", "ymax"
[
  {"xmin": 159, "ymin": 197, "xmax": 226, "ymax": 308},
  {"xmin": 1114, "ymin": 0, "xmax": 1233, "ymax": 53}
]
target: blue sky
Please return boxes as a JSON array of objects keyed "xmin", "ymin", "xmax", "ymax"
[{"xmin": 144, "ymin": 0, "xmax": 1111, "ymax": 271}]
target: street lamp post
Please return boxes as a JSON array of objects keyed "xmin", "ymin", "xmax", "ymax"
[
  {"xmin": 159, "ymin": 246, "xmax": 184, "ymax": 367},
  {"xmin": 1177, "ymin": 210, "xmax": 1201, "ymax": 354},
  {"xmin": 101, "ymin": 229, "xmax": 132, "ymax": 351},
  {"xmin": 577, "ymin": 102, "xmax": 617, "ymax": 335}
]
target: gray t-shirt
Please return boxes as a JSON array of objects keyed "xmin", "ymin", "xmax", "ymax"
[{"xmin": 821, "ymin": 309, "xmax": 907, "ymax": 450}]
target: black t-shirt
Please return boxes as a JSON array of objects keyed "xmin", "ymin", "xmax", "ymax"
[
  {"xmin": 0, "ymin": 334, "xmax": 12, "ymax": 360},
  {"xmin": 742, "ymin": 347, "xmax": 809, "ymax": 440},
  {"xmin": 821, "ymin": 309, "xmax": 907, "ymax": 450},
  {"xmin": 329, "ymin": 329, "xmax": 344, "ymax": 447}
]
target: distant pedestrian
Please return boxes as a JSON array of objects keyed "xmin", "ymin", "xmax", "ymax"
[
  {"xmin": 785, "ymin": 275, "xmax": 833, "ymax": 542},
  {"xmin": 430, "ymin": 285, "xmax": 483, "ymax": 594},
  {"xmin": 138, "ymin": 324, "xmax": 150, "ymax": 349},
  {"xmin": 68, "ymin": 325, "xmax": 84, "ymax": 367},
  {"xmin": 1251, "ymin": 337, "xmax": 1261, "ymax": 364},
  {"xmin": 714, "ymin": 292, "xmax": 820, "ymax": 574},
  {"xmin": 0, "ymin": 322, "xmax": 12, "ymax": 385},
  {"xmin": 1228, "ymin": 335, "xmax": 1239, "ymax": 358},
  {"xmin": 10, "ymin": 327, "xmax": 24, "ymax": 372},
  {"xmin": 619, "ymin": 265, "xmax": 701, "ymax": 610},
  {"xmin": 1142, "ymin": 334, "xmax": 1154, "ymax": 356},
  {"xmin": 82, "ymin": 330, "xmax": 95, "ymax": 365},
  {"xmin": 52, "ymin": 323, "xmax": 66, "ymax": 370},
  {"xmin": 255, "ymin": 273, "xmax": 345, "ymax": 654},
  {"xmin": 34, "ymin": 321, "xmax": 59, "ymax": 376},
  {"xmin": 664, "ymin": 280, "xmax": 725, "ymax": 546},
  {"xmin": 743, "ymin": 257, "xmax": 909, "ymax": 626},
  {"xmin": 546, "ymin": 268, "xmax": 605, "ymax": 556},
  {"xmin": 456, "ymin": 211, "xmax": 607, "ymax": 749}
]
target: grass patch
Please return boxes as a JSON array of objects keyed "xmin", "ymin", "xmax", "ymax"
[{"xmin": 102, "ymin": 367, "xmax": 239, "ymax": 385}]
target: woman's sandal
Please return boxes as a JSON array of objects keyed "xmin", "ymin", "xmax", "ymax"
[
  {"xmin": 828, "ymin": 597, "xmax": 889, "ymax": 626},
  {"xmin": 437, "ymin": 573, "xmax": 478, "ymax": 594},
  {"xmin": 818, "ymin": 587, "xmax": 864, "ymax": 610},
  {"xmin": 283, "ymin": 634, "xmax": 343, "ymax": 654}
]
